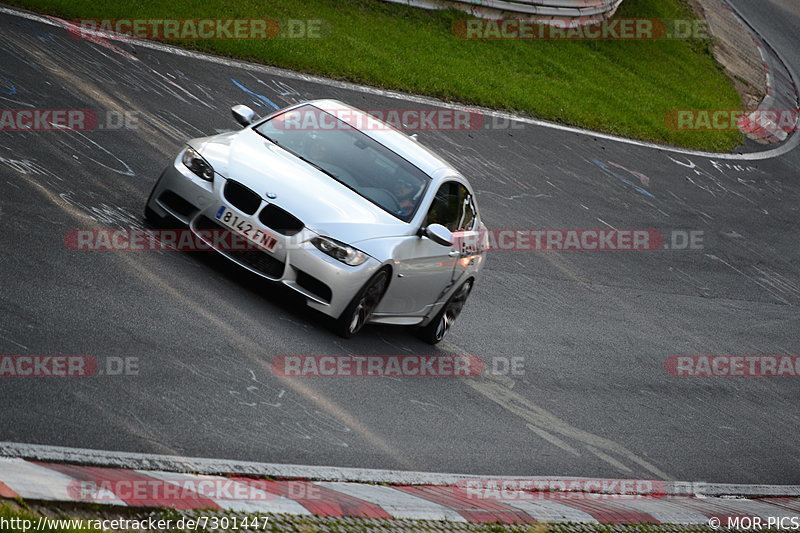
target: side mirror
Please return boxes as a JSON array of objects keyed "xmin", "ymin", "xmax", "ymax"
[
  {"xmin": 231, "ymin": 104, "xmax": 256, "ymax": 127},
  {"xmin": 423, "ymin": 223, "xmax": 454, "ymax": 247}
]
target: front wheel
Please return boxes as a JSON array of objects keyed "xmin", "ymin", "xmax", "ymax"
[
  {"xmin": 417, "ymin": 279, "xmax": 473, "ymax": 345},
  {"xmin": 334, "ymin": 269, "xmax": 390, "ymax": 338}
]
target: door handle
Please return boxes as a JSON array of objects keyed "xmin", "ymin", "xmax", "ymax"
[{"xmin": 448, "ymin": 250, "xmax": 459, "ymax": 257}]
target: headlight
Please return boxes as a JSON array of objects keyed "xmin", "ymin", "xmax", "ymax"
[
  {"xmin": 311, "ymin": 237, "xmax": 368, "ymax": 266},
  {"xmin": 181, "ymin": 147, "xmax": 214, "ymax": 181}
]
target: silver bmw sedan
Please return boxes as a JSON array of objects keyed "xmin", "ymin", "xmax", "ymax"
[{"xmin": 145, "ymin": 99, "xmax": 486, "ymax": 343}]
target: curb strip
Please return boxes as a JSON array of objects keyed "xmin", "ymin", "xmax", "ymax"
[{"xmin": 2, "ymin": 444, "xmax": 800, "ymax": 525}]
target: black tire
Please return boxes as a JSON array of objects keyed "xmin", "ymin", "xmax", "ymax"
[
  {"xmin": 334, "ymin": 268, "xmax": 391, "ymax": 338},
  {"xmin": 417, "ymin": 278, "xmax": 473, "ymax": 345}
]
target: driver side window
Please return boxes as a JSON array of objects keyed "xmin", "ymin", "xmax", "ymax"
[{"xmin": 425, "ymin": 182, "xmax": 476, "ymax": 232}]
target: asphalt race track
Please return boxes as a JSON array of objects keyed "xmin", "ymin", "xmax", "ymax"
[{"xmin": 0, "ymin": 1, "xmax": 798, "ymax": 485}]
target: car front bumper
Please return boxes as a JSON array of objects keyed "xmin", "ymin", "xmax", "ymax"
[{"xmin": 145, "ymin": 152, "xmax": 382, "ymax": 319}]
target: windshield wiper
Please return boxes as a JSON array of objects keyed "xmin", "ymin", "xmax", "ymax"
[
  {"xmin": 259, "ymin": 131, "xmax": 344, "ymax": 183},
  {"xmin": 262, "ymin": 134, "xmax": 282, "ymax": 148},
  {"xmin": 295, "ymin": 154, "xmax": 340, "ymax": 180}
]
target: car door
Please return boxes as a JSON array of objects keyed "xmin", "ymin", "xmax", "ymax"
[
  {"xmin": 450, "ymin": 183, "xmax": 483, "ymax": 279},
  {"xmin": 378, "ymin": 181, "xmax": 467, "ymax": 316}
]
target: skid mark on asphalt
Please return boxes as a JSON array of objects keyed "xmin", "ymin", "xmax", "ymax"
[
  {"xmin": 0, "ymin": 72, "xmax": 32, "ymax": 107},
  {"xmin": 152, "ymin": 110, "xmax": 209, "ymax": 141},
  {"xmin": 751, "ymin": 265, "xmax": 800, "ymax": 302},
  {"xmin": 705, "ymin": 254, "xmax": 791, "ymax": 305},
  {"xmin": 607, "ymin": 161, "xmax": 651, "ymax": 188},
  {"xmin": 0, "ymin": 31, "xmax": 194, "ymax": 162},
  {"xmin": 592, "ymin": 159, "xmax": 656, "ymax": 199},
  {"xmin": 0, "ymin": 21, "xmax": 212, "ymax": 132},
  {"xmin": 108, "ymin": 251, "xmax": 421, "ymax": 466},
  {"xmin": 668, "ymin": 267, "xmax": 712, "ymax": 298},
  {"xmin": 666, "ymin": 156, "xmax": 767, "ymax": 205},
  {"xmin": 0, "ymin": 141, "xmax": 148, "ymax": 238},
  {"xmin": 462, "ymin": 373, "xmax": 673, "ymax": 479},
  {"xmin": 665, "ymin": 191, "xmax": 714, "ymax": 226},
  {"xmin": 230, "ymin": 77, "xmax": 280, "ymax": 110},
  {"xmin": 0, "ymin": 327, "xmax": 29, "ymax": 351},
  {"xmin": 0, "ymin": 47, "xmax": 413, "ymax": 459},
  {"xmin": 0, "ymin": 151, "xmax": 99, "ymax": 224},
  {"xmin": 663, "ymin": 157, "xmax": 800, "ymax": 305},
  {"xmin": 69, "ymin": 392, "xmax": 180, "ymax": 456},
  {"xmin": 442, "ymin": 278, "xmax": 690, "ymax": 479},
  {"xmin": 59, "ymin": 192, "xmax": 142, "ymax": 229},
  {"xmin": 436, "ymin": 144, "xmax": 535, "ymax": 194},
  {"xmin": 55, "ymin": 128, "xmax": 135, "ymax": 177},
  {"xmin": 229, "ymin": 371, "xmax": 351, "ymax": 448},
  {"xmin": 0, "ymin": 131, "xmax": 408, "ymax": 460},
  {"xmin": 0, "ymin": 72, "xmax": 15, "ymax": 95},
  {"xmin": 538, "ymin": 254, "xmax": 596, "ymax": 292},
  {"xmin": 5, "ymin": 24, "xmax": 268, "ymax": 158},
  {"xmin": 254, "ymin": 76, "xmax": 307, "ymax": 107}
]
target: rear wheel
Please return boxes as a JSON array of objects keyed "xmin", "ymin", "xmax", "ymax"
[
  {"xmin": 334, "ymin": 269, "xmax": 390, "ymax": 338},
  {"xmin": 417, "ymin": 279, "xmax": 473, "ymax": 345}
]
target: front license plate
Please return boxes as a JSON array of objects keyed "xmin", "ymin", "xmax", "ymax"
[{"xmin": 215, "ymin": 206, "xmax": 277, "ymax": 252}]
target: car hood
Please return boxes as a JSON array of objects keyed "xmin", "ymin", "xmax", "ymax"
[{"xmin": 190, "ymin": 129, "xmax": 411, "ymax": 244}]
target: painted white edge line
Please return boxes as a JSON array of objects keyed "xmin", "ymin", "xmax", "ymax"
[
  {"xmin": 1, "ymin": 442, "xmax": 799, "ymax": 498},
  {"xmin": 0, "ymin": 5, "xmax": 797, "ymax": 162}
]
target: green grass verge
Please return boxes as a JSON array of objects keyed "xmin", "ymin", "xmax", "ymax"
[{"xmin": 8, "ymin": 0, "xmax": 745, "ymax": 151}]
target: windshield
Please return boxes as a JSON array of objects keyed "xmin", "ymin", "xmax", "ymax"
[{"xmin": 255, "ymin": 105, "xmax": 430, "ymax": 222}]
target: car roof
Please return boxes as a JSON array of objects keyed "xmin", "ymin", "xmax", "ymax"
[{"xmin": 303, "ymin": 99, "xmax": 462, "ymax": 180}]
